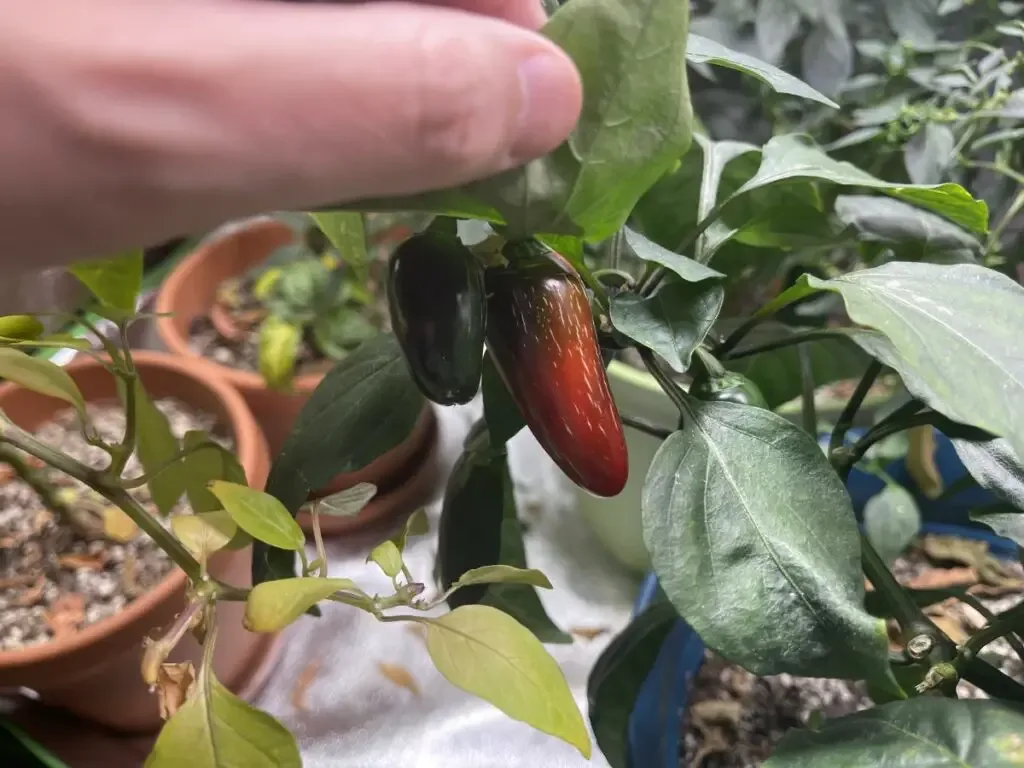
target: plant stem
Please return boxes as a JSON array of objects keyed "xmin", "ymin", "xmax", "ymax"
[
  {"xmin": 988, "ymin": 188, "xmax": 1024, "ymax": 255},
  {"xmin": 578, "ymin": 262, "xmax": 611, "ymax": 313},
  {"xmin": 724, "ymin": 329, "xmax": 849, "ymax": 361},
  {"xmin": 961, "ymin": 601, "xmax": 1024, "ymax": 659},
  {"xmin": 638, "ymin": 348, "xmax": 689, "ymax": 417},
  {"xmin": 620, "ymin": 413, "xmax": 673, "ymax": 440},
  {"xmin": 110, "ymin": 365, "xmax": 137, "ymax": 476},
  {"xmin": 955, "ymin": 591, "xmax": 1024, "ymax": 663},
  {"xmin": 828, "ymin": 360, "xmax": 882, "ymax": 460},
  {"xmin": 310, "ymin": 502, "xmax": 328, "ymax": 578},
  {"xmin": 798, "ymin": 346, "xmax": 817, "ymax": 436},
  {"xmin": 0, "ymin": 413, "xmax": 205, "ymax": 584},
  {"xmin": 713, "ymin": 315, "xmax": 767, "ymax": 359},
  {"xmin": 76, "ymin": 314, "xmax": 124, "ymax": 366},
  {"xmin": 0, "ymin": 443, "xmax": 82, "ymax": 533},
  {"xmin": 119, "ymin": 442, "xmax": 209, "ymax": 489}
]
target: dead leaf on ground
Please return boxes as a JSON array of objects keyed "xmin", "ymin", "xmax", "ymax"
[
  {"xmin": 13, "ymin": 576, "xmax": 46, "ymax": 607},
  {"xmin": 155, "ymin": 662, "xmax": 196, "ymax": 720},
  {"xmin": 569, "ymin": 626, "xmax": 609, "ymax": 641},
  {"xmin": 58, "ymin": 553, "xmax": 105, "ymax": 571},
  {"xmin": 121, "ymin": 554, "xmax": 144, "ymax": 598},
  {"xmin": 929, "ymin": 613, "xmax": 969, "ymax": 644},
  {"xmin": 291, "ymin": 657, "xmax": 322, "ymax": 714},
  {"xmin": 907, "ymin": 567, "xmax": 977, "ymax": 590},
  {"xmin": 377, "ymin": 662, "xmax": 421, "ymax": 696},
  {"xmin": 0, "ymin": 573, "xmax": 41, "ymax": 591},
  {"xmin": 44, "ymin": 593, "xmax": 86, "ymax": 637},
  {"xmin": 0, "ymin": 464, "xmax": 14, "ymax": 485},
  {"xmin": 969, "ymin": 581, "xmax": 1024, "ymax": 597},
  {"xmin": 103, "ymin": 507, "xmax": 138, "ymax": 542}
]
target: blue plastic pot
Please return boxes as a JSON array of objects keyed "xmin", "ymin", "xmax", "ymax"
[{"xmin": 624, "ymin": 428, "xmax": 1019, "ymax": 768}]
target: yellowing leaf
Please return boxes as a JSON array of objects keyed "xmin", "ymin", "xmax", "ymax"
[
  {"xmin": 392, "ymin": 508, "xmax": 429, "ymax": 552},
  {"xmin": 171, "ymin": 511, "xmax": 237, "ymax": 562},
  {"xmin": 452, "ymin": 565, "xmax": 553, "ymax": 591},
  {"xmin": 145, "ymin": 656, "xmax": 299, "ymax": 768},
  {"xmin": 245, "ymin": 577, "xmax": 357, "ymax": 632},
  {"xmin": 253, "ymin": 268, "xmax": 283, "ymax": 300},
  {"xmin": 209, "ymin": 481, "xmax": 304, "ymax": 551},
  {"xmin": 316, "ymin": 482, "xmax": 377, "ymax": 517},
  {"xmin": 425, "ymin": 605, "xmax": 590, "ymax": 757},
  {"xmin": 0, "ymin": 348, "xmax": 85, "ymax": 416},
  {"xmin": 367, "ymin": 540, "xmax": 403, "ymax": 578},
  {"xmin": 258, "ymin": 315, "xmax": 301, "ymax": 393},
  {"xmin": 103, "ymin": 506, "xmax": 138, "ymax": 542}
]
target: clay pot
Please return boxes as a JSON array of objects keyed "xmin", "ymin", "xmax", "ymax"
[
  {"xmin": 154, "ymin": 218, "xmax": 441, "ymax": 533},
  {"xmin": 0, "ymin": 351, "xmax": 277, "ymax": 733}
]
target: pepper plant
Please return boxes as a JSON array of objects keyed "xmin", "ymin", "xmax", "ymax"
[{"xmin": 4, "ymin": 0, "xmax": 1024, "ymax": 766}]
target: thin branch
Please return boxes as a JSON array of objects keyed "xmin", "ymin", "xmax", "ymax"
[
  {"xmin": 638, "ymin": 348, "xmax": 688, "ymax": 418},
  {"xmin": 798, "ymin": 346, "xmax": 817, "ymax": 436},
  {"xmin": 828, "ymin": 361, "xmax": 883, "ymax": 460},
  {"xmin": 725, "ymin": 329, "xmax": 850, "ymax": 362}
]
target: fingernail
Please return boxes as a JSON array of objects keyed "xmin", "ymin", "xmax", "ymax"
[{"xmin": 514, "ymin": 51, "xmax": 582, "ymax": 162}]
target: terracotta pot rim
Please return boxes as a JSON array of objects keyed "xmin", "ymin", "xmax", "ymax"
[
  {"xmin": 154, "ymin": 219, "xmax": 323, "ymax": 392},
  {"xmin": 0, "ymin": 350, "xmax": 263, "ymax": 669}
]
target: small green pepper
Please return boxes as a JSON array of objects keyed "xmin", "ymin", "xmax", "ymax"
[
  {"xmin": 691, "ymin": 372, "xmax": 768, "ymax": 409},
  {"xmin": 0, "ymin": 315, "xmax": 44, "ymax": 341}
]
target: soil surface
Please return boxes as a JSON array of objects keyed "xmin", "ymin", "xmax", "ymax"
[
  {"xmin": 681, "ymin": 537, "xmax": 1024, "ymax": 766},
  {"xmin": 0, "ymin": 400, "xmax": 231, "ymax": 651}
]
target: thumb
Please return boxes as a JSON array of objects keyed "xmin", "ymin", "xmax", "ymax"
[{"xmin": 0, "ymin": 0, "xmax": 582, "ymax": 264}]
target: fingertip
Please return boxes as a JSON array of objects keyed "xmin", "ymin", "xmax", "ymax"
[{"xmin": 512, "ymin": 44, "xmax": 582, "ymax": 163}]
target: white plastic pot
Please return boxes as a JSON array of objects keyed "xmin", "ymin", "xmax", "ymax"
[{"xmin": 575, "ymin": 361, "xmax": 678, "ymax": 573}]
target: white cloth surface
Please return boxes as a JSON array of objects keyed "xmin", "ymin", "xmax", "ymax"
[{"xmin": 252, "ymin": 397, "xmax": 644, "ymax": 768}]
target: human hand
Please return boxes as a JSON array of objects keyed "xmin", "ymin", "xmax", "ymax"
[{"xmin": 0, "ymin": 0, "xmax": 581, "ymax": 268}]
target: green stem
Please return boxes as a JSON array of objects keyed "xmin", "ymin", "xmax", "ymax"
[
  {"xmin": 861, "ymin": 534, "xmax": 945, "ymax": 649},
  {"xmin": 578, "ymin": 261, "xmax": 611, "ymax": 313},
  {"xmin": 0, "ymin": 443, "xmax": 82, "ymax": 532},
  {"xmin": 120, "ymin": 441, "xmax": 209, "ymax": 489},
  {"xmin": 0, "ymin": 413, "xmax": 205, "ymax": 584},
  {"xmin": 110, "ymin": 369, "xmax": 137, "ymax": 476},
  {"xmin": 828, "ymin": 360, "xmax": 882, "ymax": 460},
  {"xmin": 713, "ymin": 315, "xmax": 768, "ymax": 359},
  {"xmin": 955, "ymin": 591, "xmax": 1024, "ymax": 663},
  {"xmin": 77, "ymin": 314, "xmax": 124, "ymax": 367},
  {"xmin": 988, "ymin": 188, "xmax": 1024, "ymax": 255},
  {"xmin": 638, "ymin": 348, "xmax": 689, "ymax": 418},
  {"xmin": 620, "ymin": 412, "xmax": 673, "ymax": 440},
  {"xmin": 724, "ymin": 329, "xmax": 849, "ymax": 362},
  {"xmin": 635, "ymin": 202, "xmax": 726, "ymax": 297},
  {"xmin": 798, "ymin": 346, "xmax": 817, "ymax": 436},
  {"xmin": 961, "ymin": 601, "xmax": 1024, "ymax": 659}
]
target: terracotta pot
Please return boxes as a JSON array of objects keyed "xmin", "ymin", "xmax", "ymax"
[
  {"xmin": 0, "ymin": 351, "xmax": 278, "ymax": 733},
  {"xmin": 154, "ymin": 218, "xmax": 441, "ymax": 532}
]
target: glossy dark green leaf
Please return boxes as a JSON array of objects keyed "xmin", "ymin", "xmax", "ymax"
[
  {"xmin": 727, "ymin": 325, "xmax": 872, "ymax": 410},
  {"xmin": 609, "ymin": 276, "xmax": 724, "ymax": 372},
  {"xmin": 622, "ymin": 228, "xmax": 724, "ymax": 282},
  {"xmin": 787, "ymin": 263, "xmax": 1024, "ymax": 462},
  {"xmin": 481, "ymin": 353, "xmax": 525, "ymax": 448},
  {"xmin": 954, "ymin": 438, "xmax": 1024, "ymax": 510},
  {"xmin": 687, "ymin": 34, "xmax": 838, "ymax": 107},
  {"xmin": 864, "ymin": 484, "xmax": 921, "ymax": 566},
  {"xmin": 587, "ymin": 600, "xmax": 676, "ymax": 768},
  {"xmin": 642, "ymin": 397, "xmax": 890, "ymax": 679},
  {"xmin": 726, "ymin": 135, "xmax": 988, "ymax": 234},
  {"xmin": 766, "ymin": 698, "xmax": 1024, "ymax": 767},
  {"xmin": 833, "ymin": 195, "xmax": 981, "ymax": 262},
  {"xmin": 256, "ymin": 333, "xmax": 424, "ymax": 584}
]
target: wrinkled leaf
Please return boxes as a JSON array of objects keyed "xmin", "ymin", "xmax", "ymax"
[
  {"xmin": 257, "ymin": 334, "xmax": 423, "ymax": 584},
  {"xmin": 766, "ymin": 698, "xmax": 1024, "ymax": 767},
  {"xmin": 210, "ymin": 481, "xmax": 305, "ymax": 551},
  {"xmin": 588, "ymin": 600, "xmax": 676, "ymax": 768},
  {"xmin": 315, "ymin": 482, "xmax": 378, "ymax": 517},
  {"xmin": 609, "ymin": 276, "xmax": 724, "ymax": 372},
  {"xmin": 864, "ymin": 485, "xmax": 921, "ymax": 566},
  {"xmin": 426, "ymin": 605, "xmax": 590, "ymax": 757},
  {"xmin": 687, "ymin": 34, "xmax": 838, "ymax": 107},
  {"xmin": 171, "ymin": 510, "xmax": 238, "ymax": 563},
  {"xmin": 642, "ymin": 398, "xmax": 891, "ymax": 679},
  {"xmin": 258, "ymin": 315, "xmax": 301, "ymax": 393},
  {"xmin": 68, "ymin": 250, "xmax": 143, "ymax": 315},
  {"xmin": 954, "ymin": 438, "xmax": 1024, "ymax": 510},
  {"xmin": 145, "ymin": 654, "xmax": 300, "ymax": 768},
  {"xmin": 451, "ymin": 565, "xmax": 552, "ymax": 591},
  {"xmin": 245, "ymin": 577, "xmax": 358, "ymax": 632},
  {"xmin": 0, "ymin": 348, "xmax": 85, "ymax": 416}
]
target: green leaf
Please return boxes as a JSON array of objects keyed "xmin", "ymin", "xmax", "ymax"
[
  {"xmin": 425, "ymin": 605, "xmax": 591, "ymax": 757},
  {"xmin": 728, "ymin": 135, "xmax": 988, "ymax": 234},
  {"xmin": 864, "ymin": 484, "xmax": 921, "ymax": 566},
  {"xmin": 145, "ymin": 654, "xmax": 300, "ymax": 768},
  {"xmin": 687, "ymin": 34, "xmax": 839, "ymax": 107},
  {"xmin": 971, "ymin": 504, "xmax": 1024, "ymax": 548},
  {"xmin": 244, "ymin": 577, "xmax": 357, "ymax": 632},
  {"xmin": 728, "ymin": 327, "xmax": 872, "ymax": 410},
  {"xmin": 833, "ymin": 195, "xmax": 981, "ymax": 262},
  {"xmin": 368, "ymin": 540, "xmax": 403, "ymax": 579},
  {"xmin": 904, "ymin": 123, "xmax": 955, "ymax": 185},
  {"xmin": 308, "ymin": 212, "xmax": 368, "ymax": 280},
  {"xmin": 481, "ymin": 352, "xmax": 525, "ymax": 447},
  {"xmin": 315, "ymin": 482, "xmax": 378, "ymax": 517},
  {"xmin": 642, "ymin": 398, "xmax": 890, "ymax": 679},
  {"xmin": 131, "ymin": 381, "xmax": 187, "ymax": 516},
  {"xmin": 178, "ymin": 431, "xmax": 249, "ymax": 514},
  {"xmin": 609, "ymin": 276, "xmax": 724, "ymax": 372},
  {"xmin": 68, "ymin": 250, "xmax": 143, "ymax": 315},
  {"xmin": 800, "ymin": 8, "xmax": 853, "ymax": 99},
  {"xmin": 797, "ymin": 263, "xmax": 1024, "ymax": 461},
  {"xmin": 391, "ymin": 508, "xmax": 429, "ymax": 553},
  {"xmin": 765, "ymin": 698, "xmax": 1024, "ymax": 767},
  {"xmin": 258, "ymin": 315, "xmax": 301, "ymax": 393},
  {"xmin": 954, "ymin": 438, "xmax": 1024, "ymax": 510},
  {"xmin": 0, "ymin": 348, "xmax": 85, "ymax": 416},
  {"xmin": 171, "ymin": 510, "xmax": 238, "ymax": 563},
  {"xmin": 256, "ymin": 333, "xmax": 423, "ymax": 584},
  {"xmin": 587, "ymin": 600, "xmax": 676, "ymax": 768},
  {"xmin": 451, "ymin": 565, "xmax": 552, "ymax": 591},
  {"xmin": 691, "ymin": 134, "xmax": 763, "ymax": 261},
  {"xmin": 623, "ymin": 227, "xmax": 724, "ymax": 283},
  {"xmin": 346, "ymin": 0, "xmax": 694, "ymax": 243},
  {"xmin": 210, "ymin": 481, "xmax": 305, "ymax": 551}
]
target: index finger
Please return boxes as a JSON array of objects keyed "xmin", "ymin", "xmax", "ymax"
[{"xmin": 279, "ymin": 0, "xmax": 548, "ymax": 28}]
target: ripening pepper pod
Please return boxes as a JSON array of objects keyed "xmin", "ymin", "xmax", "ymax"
[
  {"xmin": 387, "ymin": 223, "xmax": 486, "ymax": 405},
  {"xmin": 485, "ymin": 241, "xmax": 628, "ymax": 498}
]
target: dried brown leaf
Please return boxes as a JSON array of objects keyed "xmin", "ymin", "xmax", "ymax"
[
  {"xmin": 58, "ymin": 553, "xmax": 105, "ymax": 571},
  {"xmin": 44, "ymin": 593, "xmax": 86, "ymax": 637},
  {"xmin": 155, "ymin": 662, "xmax": 196, "ymax": 720},
  {"xmin": 291, "ymin": 657, "xmax": 322, "ymax": 714},
  {"xmin": 569, "ymin": 626, "xmax": 610, "ymax": 641},
  {"xmin": 377, "ymin": 661, "xmax": 420, "ymax": 696},
  {"xmin": 907, "ymin": 567, "xmax": 978, "ymax": 590}
]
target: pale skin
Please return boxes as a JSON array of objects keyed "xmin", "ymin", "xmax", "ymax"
[{"xmin": 0, "ymin": 0, "xmax": 582, "ymax": 271}]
